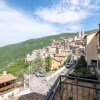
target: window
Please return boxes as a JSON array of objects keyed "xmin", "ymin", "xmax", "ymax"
[
  {"xmin": 98, "ymin": 49, "xmax": 100, "ymax": 54},
  {"xmin": 91, "ymin": 60, "xmax": 97, "ymax": 67}
]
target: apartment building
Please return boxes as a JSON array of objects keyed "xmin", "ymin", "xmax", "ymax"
[
  {"xmin": 85, "ymin": 31, "xmax": 98, "ymax": 66},
  {"xmin": 84, "ymin": 25, "xmax": 100, "ymax": 79}
]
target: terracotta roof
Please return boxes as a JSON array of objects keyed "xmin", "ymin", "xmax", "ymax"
[
  {"xmin": 52, "ymin": 57, "xmax": 63, "ymax": 62},
  {"xmin": 55, "ymin": 53, "xmax": 66, "ymax": 57},
  {"xmin": 18, "ymin": 92, "xmax": 45, "ymax": 100},
  {"xmin": 51, "ymin": 46, "xmax": 56, "ymax": 48},
  {"xmin": 0, "ymin": 74, "xmax": 17, "ymax": 84},
  {"xmin": 16, "ymin": 82, "xmax": 24, "ymax": 87}
]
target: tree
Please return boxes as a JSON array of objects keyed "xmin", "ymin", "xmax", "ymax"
[
  {"xmin": 5, "ymin": 59, "xmax": 29, "ymax": 77},
  {"xmin": 66, "ymin": 55, "xmax": 72, "ymax": 63},
  {"xmin": 75, "ymin": 55, "xmax": 87, "ymax": 70},
  {"xmin": 31, "ymin": 55, "xmax": 45, "ymax": 73},
  {"xmin": 45, "ymin": 55, "xmax": 51, "ymax": 71}
]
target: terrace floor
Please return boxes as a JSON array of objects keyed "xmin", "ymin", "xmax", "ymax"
[{"xmin": 56, "ymin": 79, "xmax": 98, "ymax": 100}]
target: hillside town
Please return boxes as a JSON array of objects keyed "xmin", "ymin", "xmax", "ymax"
[
  {"xmin": 26, "ymin": 31, "xmax": 85, "ymax": 70},
  {"xmin": 1, "ymin": 0, "xmax": 100, "ymax": 99},
  {"xmin": 0, "ymin": 28, "xmax": 100, "ymax": 100}
]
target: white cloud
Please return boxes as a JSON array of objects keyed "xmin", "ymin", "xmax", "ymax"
[
  {"xmin": 0, "ymin": 0, "xmax": 100, "ymax": 47},
  {"xmin": 35, "ymin": 0, "xmax": 100, "ymax": 24},
  {"xmin": 36, "ymin": 8, "xmax": 88, "ymax": 24},
  {"xmin": 58, "ymin": 22, "xmax": 81, "ymax": 33},
  {"xmin": 0, "ymin": 0, "xmax": 58, "ymax": 47}
]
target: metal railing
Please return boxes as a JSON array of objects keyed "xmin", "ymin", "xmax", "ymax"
[{"xmin": 45, "ymin": 75, "xmax": 100, "ymax": 100}]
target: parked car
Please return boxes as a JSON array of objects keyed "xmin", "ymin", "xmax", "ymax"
[
  {"xmin": 35, "ymin": 72, "xmax": 45, "ymax": 77},
  {"xmin": 65, "ymin": 60, "xmax": 75, "ymax": 68},
  {"xmin": 73, "ymin": 60, "xmax": 76, "ymax": 63},
  {"xmin": 65, "ymin": 63, "xmax": 72, "ymax": 68},
  {"xmin": 69, "ymin": 60, "xmax": 76, "ymax": 65}
]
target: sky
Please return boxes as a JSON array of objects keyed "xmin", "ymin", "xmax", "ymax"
[{"xmin": 0, "ymin": 0, "xmax": 100, "ymax": 47}]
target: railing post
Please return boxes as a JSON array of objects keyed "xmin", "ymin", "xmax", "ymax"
[
  {"xmin": 59, "ymin": 75, "xmax": 62, "ymax": 100},
  {"xmin": 60, "ymin": 75, "xmax": 61, "ymax": 89}
]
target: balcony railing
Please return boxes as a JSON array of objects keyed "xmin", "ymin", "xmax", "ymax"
[
  {"xmin": 45, "ymin": 75, "xmax": 100, "ymax": 100},
  {"xmin": 0, "ymin": 84, "xmax": 15, "ymax": 92}
]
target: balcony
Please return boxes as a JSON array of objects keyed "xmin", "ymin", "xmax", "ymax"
[
  {"xmin": 45, "ymin": 75, "xmax": 100, "ymax": 100},
  {"xmin": 0, "ymin": 84, "xmax": 15, "ymax": 93}
]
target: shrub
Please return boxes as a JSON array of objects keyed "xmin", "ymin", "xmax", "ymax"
[
  {"xmin": 75, "ymin": 55, "xmax": 87, "ymax": 70},
  {"xmin": 66, "ymin": 55, "xmax": 72, "ymax": 63},
  {"xmin": 68, "ymin": 96, "xmax": 73, "ymax": 100},
  {"xmin": 53, "ymin": 68, "xmax": 57, "ymax": 71},
  {"xmin": 93, "ymin": 96, "xmax": 99, "ymax": 100},
  {"xmin": 45, "ymin": 55, "xmax": 51, "ymax": 72}
]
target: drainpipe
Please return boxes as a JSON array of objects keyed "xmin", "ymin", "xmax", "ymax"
[{"xmin": 99, "ymin": 24, "xmax": 100, "ymax": 47}]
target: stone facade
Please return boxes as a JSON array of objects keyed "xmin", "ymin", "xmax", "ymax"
[
  {"xmin": 85, "ymin": 32, "xmax": 98, "ymax": 66},
  {"xmin": 85, "ymin": 28, "xmax": 100, "ymax": 80}
]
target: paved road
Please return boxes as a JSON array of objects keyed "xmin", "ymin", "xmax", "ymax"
[
  {"xmin": 65, "ymin": 63, "xmax": 76, "ymax": 75},
  {"xmin": 29, "ymin": 75, "xmax": 45, "ymax": 91},
  {"xmin": 29, "ymin": 64, "xmax": 75, "ymax": 95}
]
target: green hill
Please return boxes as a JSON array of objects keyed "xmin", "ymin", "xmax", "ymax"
[
  {"xmin": 85, "ymin": 29, "xmax": 98, "ymax": 34},
  {"xmin": 0, "ymin": 29, "xmax": 97, "ymax": 69},
  {"xmin": 0, "ymin": 33, "xmax": 76, "ymax": 69}
]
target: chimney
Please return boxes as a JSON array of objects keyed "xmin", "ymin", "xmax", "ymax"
[
  {"xmin": 99, "ymin": 24, "xmax": 100, "ymax": 31},
  {"xmin": 3, "ymin": 71, "xmax": 7, "ymax": 75}
]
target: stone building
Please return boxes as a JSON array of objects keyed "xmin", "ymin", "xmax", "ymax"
[{"xmin": 84, "ymin": 24, "xmax": 100, "ymax": 80}]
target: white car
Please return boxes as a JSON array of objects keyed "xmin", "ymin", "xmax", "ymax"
[{"xmin": 35, "ymin": 72, "xmax": 45, "ymax": 77}]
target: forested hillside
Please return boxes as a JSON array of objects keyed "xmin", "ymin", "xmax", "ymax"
[
  {"xmin": 0, "ymin": 33, "xmax": 76, "ymax": 69},
  {"xmin": 0, "ymin": 29, "xmax": 97, "ymax": 69}
]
